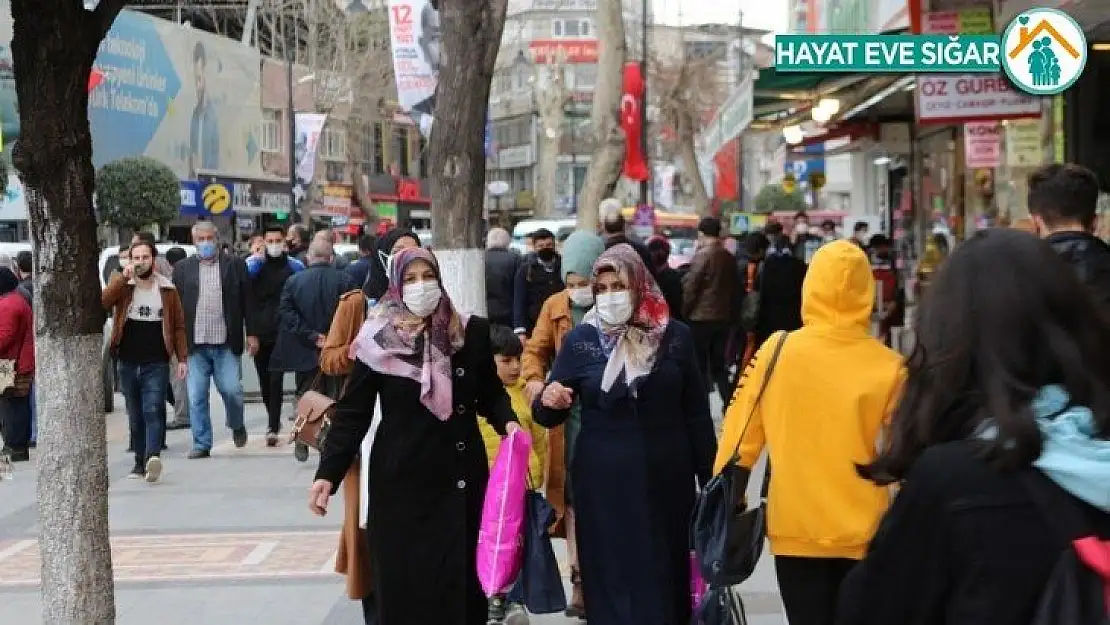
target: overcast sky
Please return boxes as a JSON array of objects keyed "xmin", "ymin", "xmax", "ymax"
[{"xmin": 651, "ymin": 0, "xmax": 788, "ymax": 33}]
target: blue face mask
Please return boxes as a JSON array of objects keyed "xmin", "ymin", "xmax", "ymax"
[{"xmin": 197, "ymin": 241, "xmax": 218, "ymax": 259}]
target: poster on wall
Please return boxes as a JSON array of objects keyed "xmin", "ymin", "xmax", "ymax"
[
  {"xmin": 293, "ymin": 113, "xmax": 327, "ymax": 204},
  {"xmin": 1005, "ymin": 120, "xmax": 1042, "ymax": 167},
  {"xmin": 387, "ymin": 0, "xmax": 439, "ymax": 136},
  {"xmin": 964, "ymin": 122, "xmax": 1002, "ymax": 169}
]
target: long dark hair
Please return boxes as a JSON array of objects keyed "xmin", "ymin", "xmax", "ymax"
[
  {"xmin": 364, "ymin": 228, "xmax": 421, "ymax": 300},
  {"xmin": 860, "ymin": 228, "xmax": 1110, "ymax": 485}
]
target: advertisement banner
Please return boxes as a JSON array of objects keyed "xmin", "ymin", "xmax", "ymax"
[
  {"xmin": 294, "ymin": 113, "xmax": 327, "ymax": 187},
  {"xmin": 0, "ymin": 5, "xmax": 265, "ymax": 180},
  {"xmin": 915, "ymin": 74, "xmax": 1041, "ymax": 124},
  {"xmin": 963, "ymin": 122, "xmax": 1001, "ymax": 168},
  {"xmin": 528, "ymin": 40, "xmax": 599, "ymax": 64},
  {"xmin": 1005, "ymin": 119, "xmax": 1042, "ymax": 167},
  {"xmin": 698, "ymin": 77, "xmax": 753, "ymax": 160},
  {"xmin": 387, "ymin": 0, "xmax": 439, "ymax": 134}
]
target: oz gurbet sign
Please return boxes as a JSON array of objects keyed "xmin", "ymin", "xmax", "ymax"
[{"xmin": 915, "ymin": 74, "xmax": 1041, "ymax": 124}]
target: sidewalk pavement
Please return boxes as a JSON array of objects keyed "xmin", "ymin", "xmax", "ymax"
[{"xmin": 0, "ymin": 392, "xmax": 785, "ymax": 625}]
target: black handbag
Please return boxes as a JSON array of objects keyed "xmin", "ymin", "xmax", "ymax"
[
  {"xmin": 507, "ymin": 490, "xmax": 568, "ymax": 614},
  {"xmin": 691, "ymin": 332, "xmax": 788, "ymax": 587}
]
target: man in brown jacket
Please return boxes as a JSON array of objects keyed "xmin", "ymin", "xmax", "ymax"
[
  {"xmin": 682, "ymin": 216, "xmax": 741, "ymax": 405},
  {"xmin": 102, "ymin": 241, "xmax": 188, "ymax": 482}
]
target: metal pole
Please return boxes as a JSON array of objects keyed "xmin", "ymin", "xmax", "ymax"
[
  {"xmin": 639, "ymin": 0, "xmax": 649, "ymax": 206},
  {"xmin": 571, "ymin": 105, "xmax": 578, "ymax": 214},
  {"xmin": 286, "ymin": 53, "xmax": 298, "ymax": 223},
  {"xmin": 736, "ymin": 7, "xmax": 744, "ymax": 213}
]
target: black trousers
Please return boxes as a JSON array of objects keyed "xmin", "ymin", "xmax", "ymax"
[
  {"xmin": 774, "ymin": 556, "xmax": 858, "ymax": 625},
  {"xmin": 690, "ymin": 320, "xmax": 734, "ymax": 406},
  {"xmin": 253, "ymin": 341, "xmax": 285, "ymax": 434}
]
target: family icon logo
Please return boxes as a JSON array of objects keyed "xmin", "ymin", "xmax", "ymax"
[{"xmin": 1001, "ymin": 8, "xmax": 1086, "ymax": 95}]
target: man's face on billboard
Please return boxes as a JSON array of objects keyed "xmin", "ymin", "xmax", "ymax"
[{"xmin": 421, "ymin": 6, "xmax": 442, "ymax": 71}]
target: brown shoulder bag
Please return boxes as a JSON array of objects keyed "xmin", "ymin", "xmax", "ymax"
[{"xmin": 290, "ymin": 374, "xmax": 339, "ymax": 451}]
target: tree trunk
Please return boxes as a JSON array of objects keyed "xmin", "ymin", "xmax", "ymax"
[
  {"xmin": 533, "ymin": 70, "xmax": 567, "ymax": 219},
  {"xmin": 677, "ymin": 111, "xmax": 711, "ymax": 216},
  {"xmin": 346, "ymin": 137, "xmax": 380, "ymax": 229},
  {"xmin": 10, "ymin": 0, "xmax": 126, "ymax": 621},
  {"xmin": 428, "ymin": 0, "xmax": 508, "ymax": 316},
  {"xmin": 577, "ymin": 0, "xmax": 626, "ymax": 232}
]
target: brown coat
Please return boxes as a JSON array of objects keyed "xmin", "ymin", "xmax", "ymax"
[
  {"xmin": 682, "ymin": 240, "xmax": 741, "ymax": 322},
  {"xmin": 102, "ymin": 272, "xmax": 188, "ymax": 362},
  {"xmin": 320, "ymin": 288, "xmax": 373, "ymax": 599},
  {"xmin": 521, "ymin": 291, "xmax": 573, "ymax": 536}
]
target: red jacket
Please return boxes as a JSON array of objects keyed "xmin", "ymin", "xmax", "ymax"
[{"xmin": 0, "ymin": 292, "xmax": 34, "ymax": 374}]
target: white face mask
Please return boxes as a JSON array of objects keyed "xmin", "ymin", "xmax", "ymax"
[
  {"xmin": 795, "ymin": 223, "xmax": 809, "ymax": 234},
  {"xmin": 596, "ymin": 291, "xmax": 633, "ymax": 325},
  {"xmin": 568, "ymin": 287, "xmax": 594, "ymax": 308},
  {"xmin": 402, "ymin": 280, "xmax": 442, "ymax": 317},
  {"xmin": 265, "ymin": 243, "xmax": 284, "ymax": 258}
]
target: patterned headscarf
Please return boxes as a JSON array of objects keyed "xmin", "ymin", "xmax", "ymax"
[
  {"xmin": 583, "ymin": 243, "xmax": 670, "ymax": 392},
  {"xmin": 350, "ymin": 247, "xmax": 468, "ymax": 420}
]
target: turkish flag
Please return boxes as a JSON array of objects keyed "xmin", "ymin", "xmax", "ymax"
[
  {"xmin": 620, "ymin": 62, "xmax": 648, "ymax": 182},
  {"xmin": 88, "ymin": 68, "xmax": 105, "ymax": 92}
]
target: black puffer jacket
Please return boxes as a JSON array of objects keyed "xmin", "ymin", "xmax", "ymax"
[
  {"xmin": 485, "ymin": 246, "xmax": 521, "ymax": 327},
  {"xmin": 1045, "ymin": 231, "xmax": 1110, "ymax": 309}
]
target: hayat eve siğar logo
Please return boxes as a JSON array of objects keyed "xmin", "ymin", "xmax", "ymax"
[{"xmin": 1000, "ymin": 8, "xmax": 1087, "ymax": 95}]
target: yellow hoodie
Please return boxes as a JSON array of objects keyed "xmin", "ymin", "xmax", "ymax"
[
  {"xmin": 480, "ymin": 378, "xmax": 548, "ymax": 488},
  {"xmin": 714, "ymin": 240, "xmax": 905, "ymax": 560}
]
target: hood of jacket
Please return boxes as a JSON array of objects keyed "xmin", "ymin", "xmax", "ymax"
[
  {"xmin": 1032, "ymin": 385, "xmax": 1110, "ymax": 512},
  {"xmin": 800, "ymin": 239, "xmax": 874, "ymax": 332}
]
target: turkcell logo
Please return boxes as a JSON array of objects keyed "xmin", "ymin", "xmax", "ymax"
[
  {"xmin": 774, "ymin": 8, "xmax": 1087, "ymax": 96},
  {"xmin": 775, "ymin": 35, "xmax": 1001, "ymax": 72}
]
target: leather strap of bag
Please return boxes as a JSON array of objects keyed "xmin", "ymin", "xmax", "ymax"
[{"xmin": 727, "ymin": 331, "xmax": 788, "ymax": 467}]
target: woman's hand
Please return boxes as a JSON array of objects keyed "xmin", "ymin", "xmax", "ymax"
[
  {"xmin": 505, "ymin": 421, "xmax": 522, "ymax": 436},
  {"xmin": 308, "ymin": 479, "xmax": 333, "ymax": 516},
  {"xmin": 541, "ymin": 381, "xmax": 574, "ymax": 410}
]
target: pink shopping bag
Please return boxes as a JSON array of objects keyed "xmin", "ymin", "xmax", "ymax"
[
  {"xmin": 690, "ymin": 550, "xmax": 708, "ymax": 610},
  {"xmin": 477, "ymin": 428, "xmax": 532, "ymax": 597}
]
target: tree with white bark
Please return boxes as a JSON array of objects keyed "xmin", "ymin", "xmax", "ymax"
[
  {"xmin": 531, "ymin": 57, "xmax": 571, "ymax": 219},
  {"xmin": 651, "ymin": 49, "xmax": 730, "ymax": 216},
  {"xmin": 428, "ymin": 0, "xmax": 509, "ymax": 315},
  {"xmin": 576, "ymin": 0, "xmax": 627, "ymax": 232},
  {"xmin": 9, "ymin": 0, "xmax": 129, "ymax": 621}
]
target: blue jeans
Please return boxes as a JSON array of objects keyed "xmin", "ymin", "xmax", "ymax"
[
  {"xmin": 118, "ymin": 362, "xmax": 169, "ymax": 466},
  {"xmin": 187, "ymin": 345, "xmax": 245, "ymax": 451}
]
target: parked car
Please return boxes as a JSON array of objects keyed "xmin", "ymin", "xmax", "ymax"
[{"xmin": 99, "ymin": 244, "xmax": 196, "ymax": 414}]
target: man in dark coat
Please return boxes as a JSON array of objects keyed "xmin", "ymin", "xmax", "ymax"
[
  {"xmin": 345, "ymin": 234, "xmax": 376, "ymax": 288},
  {"xmin": 513, "ymin": 228, "xmax": 563, "ymax": 337},
  {"xmin": 1027, "ymin": 163, "xmax": 1110, "ymax": 309},
  {"xmin": 246, "ymin": 226, "xmax": 305, "ymax": 445},
  {"xmin": 275, "ymin": 239, "xmax": 356, "ymax": 461},
  {"xmin": 484, "ymin": 227, "xmax": 520, "ymax": 328}
]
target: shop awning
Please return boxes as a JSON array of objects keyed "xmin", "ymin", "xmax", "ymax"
[{"xmin": 753, "ymin": 68, "xmax": 867, "ymax": 109}]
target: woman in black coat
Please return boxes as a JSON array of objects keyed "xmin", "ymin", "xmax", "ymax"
[{"xmin": 310, "ymin": 247, "xmax": 520, "ymax": 625}]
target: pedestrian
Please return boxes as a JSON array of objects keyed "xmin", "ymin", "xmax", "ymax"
[
  {"xmin": 131, "ymin": 231, "xmax": 173, "ymax": 277},
  {"xmin": 101, "ymin": 241, "xmax": 188, "ymax": 482},
  {"xmin": 645, "ymin": 236, "xmax": 684, "ymax": 322},
  {"xmin": 753, "ymin": 228, "xmax": 806, "ymax": 349},
  {"xmin": 480, "ymin": 325, "xmax": 548, "ymax": 624},
  {"xmin": 245, "ymin": 226, "xmax": 305, "ymax": 446},
  {"xmin": 850, "ymin": 221, "xmax": 870, "ymax": 250},
  {"xmin": 286, "ymin": 224, "xmax": 310, "ymax": 264},
  {"xmin": 791, "ymin": 211, "xmax": 823, "ymax": 264},
  {"xmin": 512, "ymin": 228, "xmax": 563, "ymax": 338},
  {"xmin": 534, "ymin": 244, "xmax": 717, "ymax": 625},
  {"xmin": 164, "ymin": 246, "xmax": 191, "ymax": 431},
  {"xmin": 520, "ymin": 229, "xmax": 605, "ymax": 619},
  {"xmin": 683, "ymin": 216, "xmax": 742, "ymax": 406},
  {"xmin": 0, "ymin": 267, "xmax": 34, "ymax": 463},
  {"xmin": 12, "ymin": 251, "xmax": 34, "ymax": 448},
  {"xmin": 484, "ymin": 227, "xmax": 521, "ymax": 329},
  {"xmin": 1026, "ymin": 163, "xmax": 1110, "ymax": 307},
  {"xmin": 309, "ymin": 246, "xmax": 521, "ymax": 625},
  {"xmin": 172, "ymin": 221, "xmax": 253, "ymax": 459},
  {"xmin": 317, "ymin": 228, "xmax": 421, "ymax": 625},
  {"xmin": 276, "ymin": 238, "xmax": 354, "ymax": 461},
  {"xmin": 345, "ymin": 234, "xmax": 377, "ymax": 289},
  {"xmin": 314, "ymin": 229, "xmax": 350, "ymax": 269},
  {"xmin": 837, "ymin": 229, "xmax": 1110, "ymax": 625},
  {"xmin": 715, "ymin": 240, "xmax": 904, "ymax": 625}
]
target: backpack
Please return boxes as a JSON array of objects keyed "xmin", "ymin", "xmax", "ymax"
[{"xmin": 1021, "ymin": 470, "xmax": 1110, "ymax": 625}]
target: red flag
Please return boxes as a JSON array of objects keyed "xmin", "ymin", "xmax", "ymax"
[
  {"xmin": 88, "ymin": 68, "xmax": 104, "ymax": 92},
  {"xmin": 620, "ymin": 62, "xmax": 648, "ymax": 182}
]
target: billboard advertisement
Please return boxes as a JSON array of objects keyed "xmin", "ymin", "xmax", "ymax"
[{"xmin": 0, "ymin": 5, "xmax": 264, "ymax": 180}]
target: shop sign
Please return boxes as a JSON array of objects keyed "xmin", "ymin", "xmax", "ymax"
[
  {"xmin": 529, "ymin": 0, "xmax": 596, "ymax": 10},
  {"xmin": 915, "ymin": 74, "xmax": 1041, "ymax": 124},
  {"xmin": 365, "ymin": 174, "xmax": 430, "ymax": 203},
  {"xmin": 498, "ymin": 145, "xmax": 535, "ymax": 169},
  {"xmin": 516, "ymin": 191, "xmax": 535, "ymax": 210},
  {"xmin": 922, "ymin": 8, "xmax": 993, "ymax": 34},
  {"xmin": 528, "ymin": 40, "xmax": 599, "ymax": 64},
  {"xmin": 1004, "ymin": 119, "xmax": 1042, "ymax": 167},
  {"xmin": 195, "ymin": 176, "xmax": 292, "ymax": 215},
  {"xmin": 964, "ymin": 122, "xmax": 1002, "ymax": 168}
]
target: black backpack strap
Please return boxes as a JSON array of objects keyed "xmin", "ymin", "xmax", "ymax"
[
  {"xmin": 1019, "ymin": 470, "xmax": 1096, "ymax": 541},
  {"xmin": 727, "ymin": 331, "xmax": 788, "ymax": 466}
]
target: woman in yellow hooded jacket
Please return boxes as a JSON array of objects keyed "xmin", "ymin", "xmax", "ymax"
[{"xmin": 714, "ymin": 240, "xmax": 905, "ymax": 625}]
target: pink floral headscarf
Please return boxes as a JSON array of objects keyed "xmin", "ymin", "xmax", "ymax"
[{"xmin": 350, "ymin": 247, "xmax": 468, "ymax": 420}]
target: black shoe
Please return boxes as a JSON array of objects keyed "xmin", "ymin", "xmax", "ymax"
[
  {"xmin": 8, "ymin": 449, "xmax": 30, "ymax": 463},
  {"xmin": 166, "ymin": 421, "xmax": 190, "ymax": 431},
  {"xmin": 265, "ymin": 431, "xmax": 279, "ymax": 447},
  {"xmin": 125, "ymin": 446, "xmax": 134, "ymax": 453},
  {"xmin": 28, "ymin": 441, "xmax": 36, "ymax": 449},
  {"xmin": 187, "ymin": 449, "xmax": 211, "ymax": 459},
  {"xmin": 294, "ymin": 442, "xmax": 309, "ymax": 463},
  {"xmin": 232, "ymin": 428, "xmax": 248, "ymax": 448},
  {"xmin": 127, "ymin": 465, "xmax": 145, "ymax": 479}
]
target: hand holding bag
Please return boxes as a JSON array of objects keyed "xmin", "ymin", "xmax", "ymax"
[{"xmin": 691, "ymin": 332, "xmax": 788, "ymax": 587}]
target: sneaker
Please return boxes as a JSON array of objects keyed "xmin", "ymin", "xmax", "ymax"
[
  {"xmin": 127, "ymin": 466, "xmax": 145, "ymax": 479},
  {"xmin": 487, "ymin": 595, "xmax": 508, "ymax": 625},
  {"xmin": 187, "ymin": 449, "xmax": 211, "ymax": 460},
  {"xmin": 505, "ymin": 604, "xmax": 530, "ymax": 625},
  {"xmin": 8, "ymin": 449, "xmax": 30, "ymax": 463},
  {"xmin": 265, "ymin": 431, "xmax": 278, "ymax": 447},
  {"xmin": 232, "ymin": 428, "xmax": 248, "ymax": 448},
  {"xmin": 294, "ymin": 442, "xmax": 309, "ymax": 463},
  {"xmin": 144, "ymin": 456, "xmax": 163, "ymax": 483}
]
